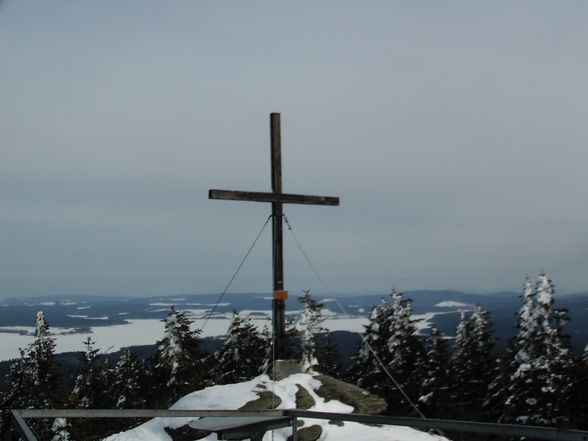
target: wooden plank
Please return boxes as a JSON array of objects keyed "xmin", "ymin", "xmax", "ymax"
[{"xmin": 209, "ymin": 190, "xmax": 339, "ymax": 206}]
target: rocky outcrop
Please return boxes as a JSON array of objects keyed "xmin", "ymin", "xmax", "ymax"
[
  {"xmin": 269, "ymin": 359, "xmax": 301, "ymax": 381},
  {"xmin": 314, "ymin": 374, "xmax": 387, "ymax": 414}
]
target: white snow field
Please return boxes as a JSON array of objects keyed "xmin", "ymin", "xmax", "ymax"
[{"xmin": 103, "ymin": 373, "xmax": 450, "ymax": 441}]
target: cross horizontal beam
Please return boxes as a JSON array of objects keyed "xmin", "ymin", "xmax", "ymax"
[{"xmin": 209, "ymin": 189, "xmax": 339, "ymax": 206}]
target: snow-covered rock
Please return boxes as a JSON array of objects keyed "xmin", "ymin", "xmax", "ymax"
[{"xmin": 103, "ymin": 373, "xmax": 450, "ymax": 441}]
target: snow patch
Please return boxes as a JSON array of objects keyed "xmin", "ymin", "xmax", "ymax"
[{"xmin": 435, "ymin": 301, "xmax": 472, "ymax": 309}]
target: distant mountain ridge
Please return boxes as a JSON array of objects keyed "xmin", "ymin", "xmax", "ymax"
[{"xmin": 2, "ymin": 290, "xmax": 588, "ymax": 353}]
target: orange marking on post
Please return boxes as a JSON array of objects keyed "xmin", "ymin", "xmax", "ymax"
[{"xmin": 274, "ymin": 290, "xmax": 288, "ymax": 300}]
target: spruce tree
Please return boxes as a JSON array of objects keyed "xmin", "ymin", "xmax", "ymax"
[
  {"xmin": 2, "ymin": 311, "xmax": 60, "ymax": 409},
  {"xmin": 71, "ymin": 337, "xmax": 108, "ymax": 408},
  {"xmin": 484, "ymin": 340, "xmax": 515, "ymax": 422},
  {"xmin": 150, "ymin": 307, "xmax": 206, "ymax": 405},
  {"xmin": 216, "ymin": 312, "xmax": 266, "ymax": 384},
  {"xmin": 417, "ymin": 325, "xmax": 449, "ymax": 418},
  {"xmin": 69, "ymin": 337, "xmax": 116, "ymax": 440},
  {"xmin": 448, "ymin": 309, "xmax": 495, "ymax": 419},
  {"xmin": 316, "ymin": 332, "xmax": 341, "ymax": 378},
  {"xmin": 1, "ymin": 311, "xmax": 61, "ymax": 439},
  {"xmin": 384, "ymin": 291, "xmax": 424, "ymax": 415},
  {"xmin": 503, "ymin": 273, "xmax": 575, "ymax": 425},
  {"xmin": 470, "ymin": 306, "xmax": 495, "ymax": 414},
  {"xmin": 502, "ymin": 278, "xmax": 543, "ymax": 423},
  {"xmin": 349, "ymin": 297, "xmax": 392, "ymax": 397},
  {"xmin": 534, "ymin": 273, "xmax": 575, "ymax": 424},
  {"xmin": 111, "ymin": 349, "xmax": 145, "ymax": 409},
  {"xmin": 295, "ymin": 290, "xmax": 326, "ymax": 373}
]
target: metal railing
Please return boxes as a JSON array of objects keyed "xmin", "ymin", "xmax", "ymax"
[{"xmin": 4, "ymin": 408, "xmax": 588, "ymax": 441}]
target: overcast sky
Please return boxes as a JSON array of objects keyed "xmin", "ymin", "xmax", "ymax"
[{"xmin": 1, "ymin": 1, "xmax": 587, "ymax": 298}]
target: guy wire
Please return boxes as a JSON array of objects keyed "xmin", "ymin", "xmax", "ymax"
[
  {"xmin": 198, "ymin": 215, "xmax": 272, "ymax": 333},
  {"xmin": 283, "ymin": 214, "xmax": 426, "ymax": 419}
]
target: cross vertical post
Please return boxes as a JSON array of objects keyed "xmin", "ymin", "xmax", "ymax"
[
  {"xmin": 209, "ymin": 113, "xmax": 339, "ymax": 359},
  {"xmin": 270, "ymin": 113, "xmax": 286, "ymax": 351}
]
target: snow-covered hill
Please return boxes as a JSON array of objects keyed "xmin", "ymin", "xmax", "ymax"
[{"xmin": 104, "ymin": 373, "xmax": 450, "ymax": 441}]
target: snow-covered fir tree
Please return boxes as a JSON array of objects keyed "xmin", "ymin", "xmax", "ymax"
[
  {"xmin": 216, "ymin": 312, "xmax": 266, "ymax": 384},
  {"xmin": 502, "ymin": 273, "xmax": 575, "ymax": 425},
  {"xmin": 150, "ymin": 307, "xmax": 206, "ymax": 405},
  {"xmin": 1, "ymin": 312, "xmax": 61, "ymax": 439},
  {"xmin": 2, "ymin": 311, "xmax": 59, "ymax": 410},
  {"xmin": 470, "ymin": 306, "xmax": 495, "ymax": 401},
  {"xmin": 484, "ymin": 340, "xmax": 515, "ymax": 422},
  {"xmin": 111, "ymin": 349, "xmax": 144, "ymax": 409},
  {"xmin": 448, "ymin": 306, "xmax": 495, "ymax": 419},
  {"xmin": 295, "ymin": 290, "xmax": 326, "ymax": 373},
  {"xmin": 448, "ymin": 311, "xmax": 474, "ymax": 417},
  {"xmin": 501, "ymin": 277, "xmax": 542, "ymax": 423},
  {"xmin": 69, "ymin": 337, "xmax": 117, "ymax": 439},
  {"xmin": 348, "ymin": 297, "xmax": 392, "ymax": 396},
  {"xmin": 384, "ymin": 291, "xmax": 424, "ymax": 414},
  {"xmin": 417, "ymin": 325, "xmax": 449, "ymax": 418},
  {"xmin": 316, "ymin": 331, "xmax": 342, "ymax": 378},
  {"xmin": 71, "ymin": 337, "xmax": 107, "ymax": 408},
  {"xmin": 349, "ymin": 291, "xmax": 424, "ymax": 414},
  {"xmin": 537, "ymin": 273, "xmax": 574, "ymax": 424},
  {"xmin": 533, "ymin": 273, "xmax": 574, "ymax": 424}
]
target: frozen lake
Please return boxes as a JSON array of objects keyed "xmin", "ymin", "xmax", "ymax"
[{"xmin": 0, "ymin": 312, "xmax": 438, "ymax": 361}]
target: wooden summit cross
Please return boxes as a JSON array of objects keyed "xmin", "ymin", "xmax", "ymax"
[{"xmin": 209, "ymin": 113, "xmax": 339, "ymax": 358}]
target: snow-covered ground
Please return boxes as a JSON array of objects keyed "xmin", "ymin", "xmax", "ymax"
[
  {"xmin": 103, "ymin": 373, "xmax": 449, "ymax": 441},
  {"xmin": 0, "ymin": 310, "xmax": 446, "ymax": 361}
]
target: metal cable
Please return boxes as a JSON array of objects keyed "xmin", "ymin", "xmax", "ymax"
[
  {"xmin": 283, "ymin": 215, "xmax": 427, "ymax": 419},
  {"xmin": 197, "ymin": 215, "xmax": 272, "ymax": 333}
]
